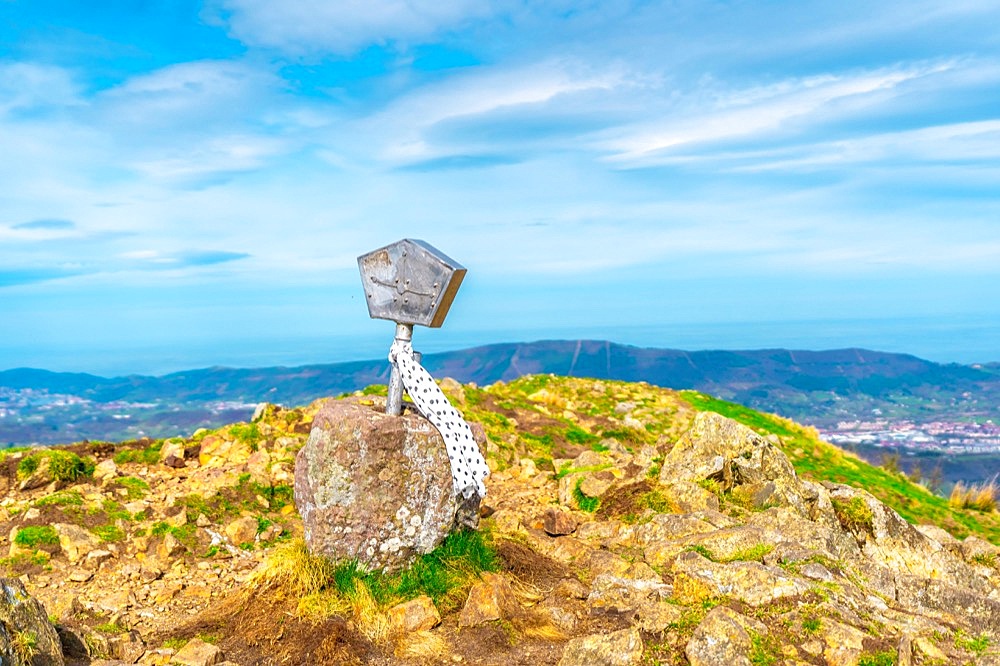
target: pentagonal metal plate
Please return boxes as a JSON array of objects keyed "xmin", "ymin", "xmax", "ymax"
[{"xmin": 357, "ymin": 238, "xmax": 466, "ymax": 328}]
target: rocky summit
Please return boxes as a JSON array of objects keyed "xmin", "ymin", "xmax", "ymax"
[{"xmin": 1, "ymin": 376, "xmax": 1000, "ymax": 665}]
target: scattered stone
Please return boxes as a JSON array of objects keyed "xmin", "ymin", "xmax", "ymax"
[
  {"xmin": 587, "ymin": 572, "xmax": 669, "ymax": 612},
  {"xmin": 671, "ymin": 550, "xmax": 807, "ymax": 606},
  {"xmin": 558, "ymin": 627, "xmax": 644, "ymax": 666},
  {"xmin": 159, "ymin": 438, "xmax": 186, "ymax": 464},
  {"xmin": 388, "ymin": 594, "xmax": 441, "ymax": 632},
  {"xmin": 137, "ymin": 648, "xmax": 175, "ymax": 665},
  {"xmin": 55, "ymin": 522, "xmax": 101, "ymax": 563},
  {"xmin": 108, "ymin": 629, "xmax": 146, "ymax": 662},
  {"xmin": 164, "ymin": 455, "xmax": 186, "ymax": 468},
  {"xmin": 171, "ymin": 637, "xmax": 223, "ymax": 666},
  {"xmin": 252, "ymin": 402, "xmax": 269, "ymax": 422},
  {"xmin": 94, "ymin": 458, "xmax": 119, "ymax": 482},
  {"xmin": 224, "ymin": 516, "xmax": 258, "ymax": 546},
  {"xmin": 157, "ymin": 533, "xmax": 185, "ymax": 559},
  {"xmin": 685, "ymin": 605, "xmax": 765, "ymax": 666},
  {"xmin": 86, "ymin": 549, "xmax": 115, "ymax": 570},
  {"xmin": 459, "ymin": 573, "xmax": 514, "ymax": 627},
  {"xmin": 543, "ymin": 508, "xmax": 578, "ymax": 536}
]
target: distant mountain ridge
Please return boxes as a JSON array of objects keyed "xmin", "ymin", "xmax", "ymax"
[{"xmin": 2, "ymin": 340, "xmax": 999, "ymax": 446}]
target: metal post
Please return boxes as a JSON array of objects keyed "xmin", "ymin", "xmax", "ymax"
[{"xmin": 386, "ymin": 322, "xmax": 413, "ymax": 416}]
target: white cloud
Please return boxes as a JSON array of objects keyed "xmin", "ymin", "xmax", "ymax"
[
  {"xmin": 0, "ymin": 62, "xmax": 83, "ymax": 115},
  {"xmin": 353, "ymin": 59, "xmax": 633, "ymax": 164},
  {"xmin": 129, "ymin": 134, "xmax": 291, "ymax": 183},
  {"xmin": 601, "ymin": 60, "xmax": 959, "ymax": 166},
  {"xmin": 212, "ymin": 0, "xmax": 497, "ymax": 55},
  {"xmin": 98, "ymin": 60, "xmax": 283, "ymax": 130}
]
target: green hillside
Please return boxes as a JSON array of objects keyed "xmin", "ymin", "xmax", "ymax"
[{"xmin": 448, "ymin": 374, "xmax": 1000, "ymax": 544}]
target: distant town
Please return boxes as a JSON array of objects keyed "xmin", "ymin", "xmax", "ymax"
[
  {"xmin": 822, "ymin": 414, "xmax": 1000, "ymax": 454},
  {"xmin": 0, "ymin": 386, "xmax": 256, "ymax": 447}
]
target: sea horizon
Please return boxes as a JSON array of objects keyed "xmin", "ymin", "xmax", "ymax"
[{"xmin": 2, "ymin": 314, "xmax": 996, "ymax": 378}]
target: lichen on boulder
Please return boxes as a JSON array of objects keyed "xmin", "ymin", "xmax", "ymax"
[
  {"xmin": 294, "ymin": 396, "xmax": 485, "ymax": 572},
  {"xmin": 0, "ymin": 577, "xmax": 64, "ymax": 666}
]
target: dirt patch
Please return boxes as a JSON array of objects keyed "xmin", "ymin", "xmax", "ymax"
[
  {"xmin": 597, "ymin": 480, "xmax": 658, "ymax": 521},
  {"xmin": 165, "ymin": 591, "xmax": 374, "ymax": 666},
  {"xmin": 496, "ymin": 539, "xmax": 569, "ymax": 592}
]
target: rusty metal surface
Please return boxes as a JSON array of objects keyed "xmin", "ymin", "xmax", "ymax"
[{"xmin": 357, "ymin": 238, "xmax": 466, "ymax": 328}]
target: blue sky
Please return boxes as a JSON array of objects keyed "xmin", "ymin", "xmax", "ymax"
[{"xmin": 2, "ymin": 1, "xmax": 999, "ymax": 374}]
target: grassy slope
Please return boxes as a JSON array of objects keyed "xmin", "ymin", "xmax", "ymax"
[{"xmin": 448, "ymin": 374, "xmax": 1000, "ymax": 544}]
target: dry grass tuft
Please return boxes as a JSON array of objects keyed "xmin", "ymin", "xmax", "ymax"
[
  {"xmin": 296, "ymin": 590, "xmax": 349, "ymax": 621},
  {"xmin": 516, "ymin": 615, "xmax": 565, "ymax": 641},
  {"xmin": 250, "ymin": 539, "xmax": 335, "ymax": 597},
  {"xmin": 950, "ymin": 480, "xmax": 998, "ymax": 512},
  {"xmin": 394, "ymin": 630, "xmax": 449, "ymax": 659},
  {"xmin": 350, "ymin": 581, "xmax": 395, "ymax": 643}
]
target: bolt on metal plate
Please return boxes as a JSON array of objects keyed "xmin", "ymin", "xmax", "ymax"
[{"xmin": 357, "ymin": 238, "xmax": 466, "ymax": 328}]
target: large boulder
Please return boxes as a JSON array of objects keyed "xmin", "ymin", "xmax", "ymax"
[
  {"xmin": 294, "ymin": 397, "xmax": 483, "ymax": 572},
  {"xmin": 659, "ymin": 411, "xmax": 808, "ymax": 515},
  {"xmin": 0, "ymin": 577, "xmax": 64, "ymax": 666}
]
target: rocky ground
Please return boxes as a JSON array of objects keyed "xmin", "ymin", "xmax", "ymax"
[{"xmin": 2, "ymin": 376, "xmax": 1000, "ymax": 665}]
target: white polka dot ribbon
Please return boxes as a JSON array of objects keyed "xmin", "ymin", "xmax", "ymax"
[{"xmin": 389, "ymin": 340, "xmax": 490, "ymax": 498}]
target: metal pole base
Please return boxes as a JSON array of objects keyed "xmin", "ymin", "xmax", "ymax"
[{"xmin": 386, "ymin": 323, "xmax": 413, "ymax": 416}]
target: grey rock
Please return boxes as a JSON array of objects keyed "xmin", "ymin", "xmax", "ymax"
[
  {"xmin": 686, "ymin": 606, "xmax": 765, "ymax": 666},
  {"xmin": 294, "ymin": 397, "xmax": 482, "ymax": 572},
  {"xmin": 171, "ymin": 638, "xmax": 223, "ymax": 666},
  {"xmin": 543, "ymin": 508, "xmax": 578, "ymax": 536},
  {"xmin": 558, "ymin": 627, "xmax": 644, "ymax": 666},
  {"xmin": 0, "ymin": 577, "xmax": 64, "ymax": 665},
  {"xmin": 660, "ymin": 411, "xmax": 808, "ymax": 515}
]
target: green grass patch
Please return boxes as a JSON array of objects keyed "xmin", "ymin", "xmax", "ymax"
[
  {"xmin": 361, "ymin": 384, "xmax": 388, "ymax": 396},
  {"xmin": 114, "ymin": 476, "xmax": 150, "ymax": 500},
  {"xmin": 330, "ymin": 529, "xmax": 499, "ymax": 611},
  {"xmin": 564, "ymin": 425, "xmax": 598, "ymax": 446},
  {"xmin": 749, "ymin": 631, "xmax": 780, "ymax": 666},
  {"xmin": 666, "ymin": 597, "xmax": 723, "ymax": 636},
  {"xmin": 554, "ymin": 463, "xmax": 612, "ymax": 480},
  {"xmin": 857, "ymin": 650, "xmax": 896, "ymax": 666},
  {"xmin": 802, "ymin": 616, "xmax": 822, "ymax": 634},
  {"xmin": 17, "ymin": 450, "xmax": 95, "ymax": 482},
  {"xmin": 93, "ymin": 525, "xmax": 126, "ymax": 543},
  {"xmin": 229, "ymin": 423, "xmax": 263, "ymax": 451},
  {"xmin": 510, "ymin": 374, "xmax": 553, "ymax": 396},
  {"xmin": 723, "ymin": 544, "xmax": 774, "ymax": 563},
  {"xmin": 175, "ymin": 478, "xmax": 294, "ymax": 523},
  {"xmin": 95, "ymin": 622, "xmax": 127, "ymax": 635},
  {"xmin": 638, "ymin": 489, "xmax": 673, "ymax": 514},
  {"xmin": 572, "ymin": 479, "xmax": 600, "ymax": 513},
  {"xmin": 972, "ymin": 553, "xmax": 996, "ymax": 567},
  {"xmin": 0, "ymin": 552, "xmax": 50, "ymax": 573},
  {"xmin": 685, "ymin": 544, "xmax": 715, "ymax": 560},
  {"xmin": 256, "ymin": 516, "xmax": 273, "ymax": 535},
  {"xmin": 98, "ymin": 499, "xmax": 133, "ymax": 522},
  {"xmin": 113, "ymin": 441, "xmax": 163, "ymax": 465},
  {"xmin": 34, "ymin": 490, "xmax": 83, "ymax": 507},
  {"xmin": 14, "ymin": 525, "xmax": 58, "ymax": 548},
  {"xmin": 955, "ymin": 630, "xmax": 990, "ymax": 655},
  {"xmin": 832, "ymin": 496, "xmax": 875, "ymax": 533}
]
